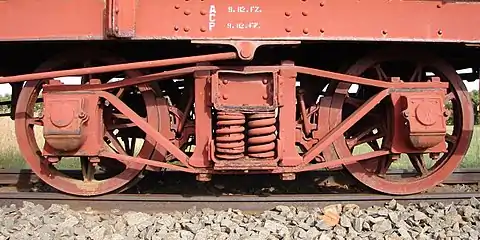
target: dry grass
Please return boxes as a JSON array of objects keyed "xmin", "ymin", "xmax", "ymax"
[{"xmin": 0, "ymin": 117, "xmax": 478, "ymax": 170}]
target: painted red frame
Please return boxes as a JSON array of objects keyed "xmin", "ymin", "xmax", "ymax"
[{"xmin": 1, "ymin": 0, "xmax": 480, "ymax": 42}]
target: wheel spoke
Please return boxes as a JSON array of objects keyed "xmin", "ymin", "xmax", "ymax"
[
  {"xmin": 14, "ymin": 49, "xmax": 153, "ymax": 196},
  {"xmin": 376, "ymin": 156, "xmax": 394, "ymax": 176},
  {"xmin": 81, "ymin": 157, "xmax": 95, "ymax": 182},
  {"xmin": 408, "ymin": 154, "xmax": 428, "ymax": 176},
  {"xmin": 367, "ymin": 140, "xmax": 381, "ymax": 151},
  {"xmin": 334, "ymin": 47, "xmax": 471, "ymax": 195},
  {"xmin": 374, "ymin": 65, "xmax": 388, "ymax": 81},
  {"xmin": 346, "ymin": 124, "xmax": 382, "ymax": 148},
  {"xmin": 409, "ymin": 65, "xmax": 423, "ymax": 82},
  {"xmin": 27, "ymin": 117, "xmax": 43, "ymax": 126},
  {"xmin": 105, "ymin": 131, "xmax": 128, "ymax": 155}
]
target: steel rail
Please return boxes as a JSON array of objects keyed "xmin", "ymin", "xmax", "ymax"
[
  {"xmin": 1, "ymin": 168, "xmax": 479, "ymax": 188},
  {"xmin": 0, "ymin": 191, "xmax": 478, "ymax": 213}
]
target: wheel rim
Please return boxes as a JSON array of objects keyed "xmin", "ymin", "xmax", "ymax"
[
  {"xmin": 15, "ymin": 48, "xmax": 158, "ymax": 196},
  {"xmin": 329, "ymin": 47, "xmax": 474, "ymax": 195}
]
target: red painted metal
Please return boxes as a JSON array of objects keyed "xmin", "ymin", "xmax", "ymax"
[
  {"xmin": 211, "ymin": 71, "xmax": 277, "ymax": 112},
  {"xmin": 0, "ymin": 52, "xmax": 238, "ymax": 84},
  {"xmin": 390, "ymin": 84, "xmax": 448, "ymax": 153},
  {"xmin": 331, "ymin": 47, "xmax": 474, "ymax": 195},
  {"xmin": 13, "ymin": 49, "xmax": 162, "ymax": 196},
  {"xmin": 303, "ymin": 89, "xmax": 390, "ymax": 163},
  {"xmin": 214, "ymin": 112, "xmax": 246, "ymax": 160},
  {"xmin": 3, "ymin": 0, "xmax": 480, "ymax": 43},
  {"xmin": 107, "ymin": 0, "xmax": 137, "ymax": 38},
  {"xmin": 42, "ymin": 84, "xmax": 103, "ymax": 155},
  {"xmin": 8, "ymin": 45, "xmax": 469, "ymax": 196},
  {"xmin": 246, "ymin": 112, "xmax": 277, "ymax": 159},
  {"xmin": 1, "ymin": 0, "xmax": 476, "ymax": 198}
]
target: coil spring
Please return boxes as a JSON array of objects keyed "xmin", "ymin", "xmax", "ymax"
[
  {"xmin": 247, "ymin": 112, "xmax": 277, "ymax": 159},
  {"xmin": 215, "ymin": 111, "xmax": 246, "ymax": 160}
]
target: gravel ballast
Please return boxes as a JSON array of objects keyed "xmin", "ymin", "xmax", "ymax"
[{"xmin": 0, "ymin": 198, "xmax": 479, "ymax": 240}]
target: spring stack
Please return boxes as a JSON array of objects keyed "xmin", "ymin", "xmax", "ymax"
[
  {"xmin": 214, "ymin": 111, "xmax": 246, "ymax": 160},
  {"xmin": 246, "ymin": 112, "xmax": 277, "ymax": 159}
]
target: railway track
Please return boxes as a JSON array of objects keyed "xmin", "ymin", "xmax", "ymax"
[
  {"xmin": 0, "ymin": 168, "xmax": 478, "ymax": 213},
  {"xmin": 1, "ymin": 168, "xmax": 480, "ymax": 188},
  {"xmin": 0, "ymin": 191, "xmax": 478, "ymax": 213}
]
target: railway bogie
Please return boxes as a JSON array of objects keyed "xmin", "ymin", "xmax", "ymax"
[{"xmin": 0, "ymin": 0, "xmax": 479, "ymax": 196}]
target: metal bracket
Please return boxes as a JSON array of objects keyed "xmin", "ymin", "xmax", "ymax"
[{"xmin": 106, "ymin": 0, "xmax": 136, "ymax": 38}]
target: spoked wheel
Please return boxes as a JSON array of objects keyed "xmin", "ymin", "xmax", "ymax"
[
  {"xmin": 328, "ymin": 47, "xmax": 474, "ymax": 195},
  {"xmin": 15, "ymin": 48, "xmax": 159, "ymax": 196}
]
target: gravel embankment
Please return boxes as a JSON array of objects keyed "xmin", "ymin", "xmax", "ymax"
[{"xmin": 0, "ymin": 198, "xmax": 479, "ymax": 240}]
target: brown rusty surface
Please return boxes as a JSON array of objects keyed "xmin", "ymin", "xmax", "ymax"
[
  {"xmin": 3, "ymin": 0, "xmax": 480, "ymax": 42},
  {"xmin": 212, "ymin": 158, "xmax": 278, "ymax": 170}
]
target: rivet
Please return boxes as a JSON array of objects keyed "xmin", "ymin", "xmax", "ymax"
[
  {"xmin": 263, "ymin": 94, "xmax": 269, "ymax": 100},
  {"xmin": 222, "ymin": 94, "xmax": 228, "ymax": 100},
  {"xmin": 240, "ymin": 48, "xmax": 252, "ymax": 59},
  {"xmin": 200, "ymin": 10, "xmax": 207, "ymax": 15},
  {"xmin": 437, "ymin": 4, "xmax": 442, "ymax": 8},
  {"xmin": 184, "ymin": 26, "xmax": 190, "ymax": 32},
  {"xmin": 303, "ymin": 28, "xmax": 309, "ymax": 34},
  {"xmin": 302, "ymin": 11, "xmax": 308, "ymax": 16},
  {"xmin": 184, "ymin": 9, "xmax": 191, "ymax": 15},
  {"xmin": 174, "ymin": 5, "xmax": 180, "ymax": 9},
  {"xmin": 320, "ymin": 2, "xmax": 325, "ymax": 6},
  {"xmin": 200, "ymin": 27, "xmax": 207, "ymax": 32},
  {"xmin": 222, "ymin": 79, "xmax": 228, "ymax": 84},
  {"xmin": 115, "ymin": 8, "xmax": 119, "ymax": 13},
  {"xmin": 285, "ymin": 11, "xmax": 291, "ymax": 16},
  {"xmin": 285, "ymin": 27, "xmax": 291, "ymax": 32},
  {"xmin": 174, "ymin": 26, "xmax": 179, "ymax": 31},
  {"xmin": 262, "ymin": 79, "xmax": 268, "ymax": 84},
  {"xmin": 320, "ymin": 28, "xmax": 325, "ymax": 33},
  {"xmin": 382, "ymin": 30, "xmax": 388, "ymax": 35},
  {"xmin": 438, "ymin": 30, "xmax": 443, "ymax": 36}
]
